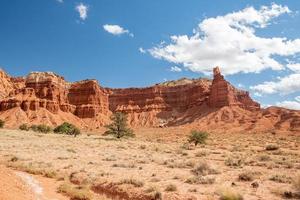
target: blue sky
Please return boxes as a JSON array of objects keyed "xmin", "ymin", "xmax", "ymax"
[{"xmin": 1, "ymin": 0, "xmax": 300, "ymax": 109}]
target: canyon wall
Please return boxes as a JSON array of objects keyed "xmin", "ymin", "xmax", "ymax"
[{"xmin": 0, "ymin": 67, "xmax": 299, "ymax": 133}]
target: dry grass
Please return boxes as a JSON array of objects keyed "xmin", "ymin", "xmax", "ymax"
[
  {"xmin": 57, "ymin": 182, "xmax": 93, "ymax": 200},
  {"xmin": 219, "ymin": 187, "xmax": 243, "ymax": 200},
  {"xmin": 0, "ymin": 128, "xmax": 299, "ymax": 200}
]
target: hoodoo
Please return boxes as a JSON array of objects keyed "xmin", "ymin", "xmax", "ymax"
[{"xmin": 0, "ymin": 67, "xmax": 299, "ymax": 132}]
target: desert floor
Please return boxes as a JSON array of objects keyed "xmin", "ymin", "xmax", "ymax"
[{"xmin": 0, "ymin": 128, "xmax": 299, "ymax": 200}]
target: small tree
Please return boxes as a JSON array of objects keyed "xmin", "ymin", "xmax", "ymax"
[
  {"xmin": 104, "ymin": 112, "xmax": 134, "ymax": 138},
  {"xmin": 0, "ymin": 119, "xmax": 4, "ymax": 128},
  {"xmin": 188, "ymin": 130, "xmax": 208, "ymax": 146},
  {"xmin": 54, "ymin": 122, "xmax": 81, "ymax": 137}
]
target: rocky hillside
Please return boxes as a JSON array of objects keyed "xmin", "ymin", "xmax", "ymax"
[{"xmin": 0, "ymin": 67, "xmax": 299, "ymax": 133}]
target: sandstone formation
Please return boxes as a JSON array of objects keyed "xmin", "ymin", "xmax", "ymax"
[{"xmin": 0, "ymin": 67, "xmax": 299, "ymax": 133}]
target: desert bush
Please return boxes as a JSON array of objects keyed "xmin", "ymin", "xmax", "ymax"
[
  {"xmin": 19, "ymin": 124, "xmax": 30, "ymax": 131},
  {"xmin": 269, "ymin": 174, "xmax": 291, "ymax": 183},
  {"xmin": 238, "ymin": 172, "xmax": 255, "ymax": 181},
  {"xmin": 0, "ymin": 119, "xmax": 5, "ymax": 128},
  {"xmin": 188, "ymin": 130, "xmax": 208, "ymax": 146},
  {"xmin": 145, "ymin": 186, "xmax": 162, "ymax": 200},
  {"xmin": 30, "ymin": 124, "xmax": 51, "ymax": 133},
  {"xmin": 219, "ymin": 188, "xmax": 243, "ymax": 200},
  {"xmin": 185, "ymin": 176, "xmax": 215, "ymax": 184},
  {"xmin": 104, "ymin": 112, "xmax": 134, "ymax": 138},
  {"xmin": 191, "ymin": 161, "xmax": 219, "ymax": 176},
  {"xmin": 266, "ymin": 144, "xmax": 279, "ymax": 151},
  {"xmin": 165, "ymin": 184, "xmax": 177, "ymax": 192},
  {"xmin": 54, "ymin": 122, "xmax": 81, "ymax": 137},
  {"xmin": 225, "ymin": 155, "xmax": 244, "ymax": 167}
]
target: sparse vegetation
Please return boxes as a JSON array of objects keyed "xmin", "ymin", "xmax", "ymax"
[
  {"xmin": 57, "ymin": 182, "xmax": 93, "ymax": 200},
  {"xmin": 219, "ymin": 188, "xmax": 243, "ymax": 200},
  {"xmin": 269, "ymin": 174, "xmax": 291, "ymax": 183},
  {"xmin": 19, "ymin": 124, "xmax": 30, "ymax": 131},
  {"xmin": 104, "ymin": 112, "xmax": 134, "ymax": 138},
  {"xmin": 164, "ymin": 184, "xmax": 177, "ymax": 192},
  {"xmin": 119, "ymin": 178, "xmax": 144, "ymax": 187},
  {"xmin": 188, "ymin": 130, "xmax": 208, "ymax": 146},
  {"xmin": 266, "ymin": 144, "xmax": 279, "ymax": 151},
  {"xmin": 191, "ymin": 161, "xmax": 219, "ymax": 176},
  {"xmin": 0, "ymin": 119, "xmax": 5, "ymax": 128},
  {"xmin": 30, "ymin": 124, "xmax": 52, "ymax": 133},
  {"xmin": 54, "ymin": 122, "xmax": 81, "ymax": 137}
]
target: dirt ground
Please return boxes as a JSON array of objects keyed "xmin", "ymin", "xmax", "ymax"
[{"xmin": 0, "ymin": 128, "xmax": 299, "ymax": 200}]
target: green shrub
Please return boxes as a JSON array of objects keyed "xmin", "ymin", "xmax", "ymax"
[
  {"xmin": 19, "ymin": 124, "xmax": 30, "ymax": 131},
  {"xmin": 0, "ymin": 119, "xmax": 5, "ymax": 128},
  {"xmin": 54, "ymin": 122, "xmax": 81, "ymax": 137},
  {"xmin": 104, "ymin": 112, "xmax": 134, "ymax": 138},
  {"xmin": 188, "ymin": 130, "xmax": 208, "ymax": 146},
  {"xmin": 30, "ymin": 124, "xmax": 51, "ymax": 133}
]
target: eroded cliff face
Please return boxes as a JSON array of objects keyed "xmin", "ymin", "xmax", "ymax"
[
  {"xmin": 108, "ymin": 79, "xmax": 211, "ymax": 126},
  {"xmin": 208, "ymin": 67, "xmax": 260, "ymax": 111},
  {"xmin": 0, "ymin": 67, "xmax": 299, "ymax": 133}
]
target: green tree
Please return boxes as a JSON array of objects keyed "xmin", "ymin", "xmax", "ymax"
[
  {"xmin": 104, "ymin": 112, "xmax": 134, "ymax": 138},
  {"xmin": 188, "ymin": 130, "xmax": 208, "ymax": 146}
]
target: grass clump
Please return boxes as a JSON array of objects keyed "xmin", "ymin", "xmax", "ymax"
[
  {"xmin": 191, "ymin": 161, "xmax": 219, "ymax": 176},
  {"xmin": 19, "ymin": 124, "xmax": 30, "ymax": 131},
  {"xmin": 164, "ymin": 184, "xmax": 177, "ymax": 192},
  {"xmin": 269, "ymin": 174, "xmax": 291, "ymax": 183},
  {"xmin": 219, "ymin": 188, "xmax": 243, "ymax": 200},
  {"xmin": 188, "ymin": 130, "xmax": 208, "ymax": 146},
  {"xmin": 54, "ymin": 122, "xmax": 81, "ymax": 137},
  {"xmin": 104, "ymin": 112, "xmax": 134, "ymax": 138},
  {"xmin": 266, "ymin": 144, "xmax": 279, "ymax": 151},
  {"xmin": 0, "ymin": 119, "xmax": 5, "ymax": 128},
  {"xmin": 225, "ymin": 155, "xmax": 244, "ymax": 167},
  {"xmin": 30, "ymin": 124, "xmax": 52, "ymax": 133},
  {"xmin": 238, "ymin": 172, "xmax": 255, "ymax": 182},
  {"xmin": 57, "ymin": 182, "xmax": 93, "ymax": 200},
  {"xmin": 119, "ymin": 178, "xmax": 144, "ymax": 187}
]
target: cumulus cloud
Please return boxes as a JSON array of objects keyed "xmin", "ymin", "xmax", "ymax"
[
  {"xmin": 276, "ymin": 96, "xmax": 300, "ymax": 110},
  {"xmin": 103, "ymin": 24, "xmax": 133, "ymax": 37},
  {"xmin": 76, "ymin": 3, "xmax": 88, "ymax": 20},
  {"xmin": 148, "ymin": 4, "xmax": 300, "ymax": 75},
  {"xmin": 170, "ymin": 66, "xmax": 182, "ymax": 72},
  {"xmin": 251, "ymin": 73, "xmax": 300, "ymax": 95}
]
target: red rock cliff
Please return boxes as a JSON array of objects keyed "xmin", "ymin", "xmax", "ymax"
[
  {"xmin": 208, "ymin": 67, "xmax": 260, "ymax": 111},
  {"xmin": 0, "ymin": 67, "xmax": 299, "ymax": 133}
]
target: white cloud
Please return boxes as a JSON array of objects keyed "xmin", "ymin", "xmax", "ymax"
[
  {"xmin": 170, "ymin": 66, "xmax": 182, "ymax": 72},
  {"xmin": 148, "ymin": 4, "xmax": 300, "ymax": 76},
  {"xmin": 56, "ymin": 0, "xmax": 63, "ymax": 3},
  {"xmin": 76, "ymin": 3, "xmax": 88, "ymax": 21},
  {"xmin": 139, "ymin": 47, "xmax": 146, "ymax": 54},
  {"xmin": 276, "ymin": 98, "xmax": 300, "ymax": 110},
  {"xmin": 103, "ymin": 24, "xmax": 133, "ymax": 37},
  {"xmin": 295, "ymin": 96, "xmax": 300, "ymax": 102},
  {"xmin": 250, "ymin": 73, "xmax": 300, "ymax": 95},
  {"xmin": 287, "ymin": 62, "xmax": 300, "ymax": 72}
]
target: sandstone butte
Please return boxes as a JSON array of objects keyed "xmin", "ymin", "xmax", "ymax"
[{"xmin": 0, "ymin": 67, "xmax": 299, "ymax": 133}]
